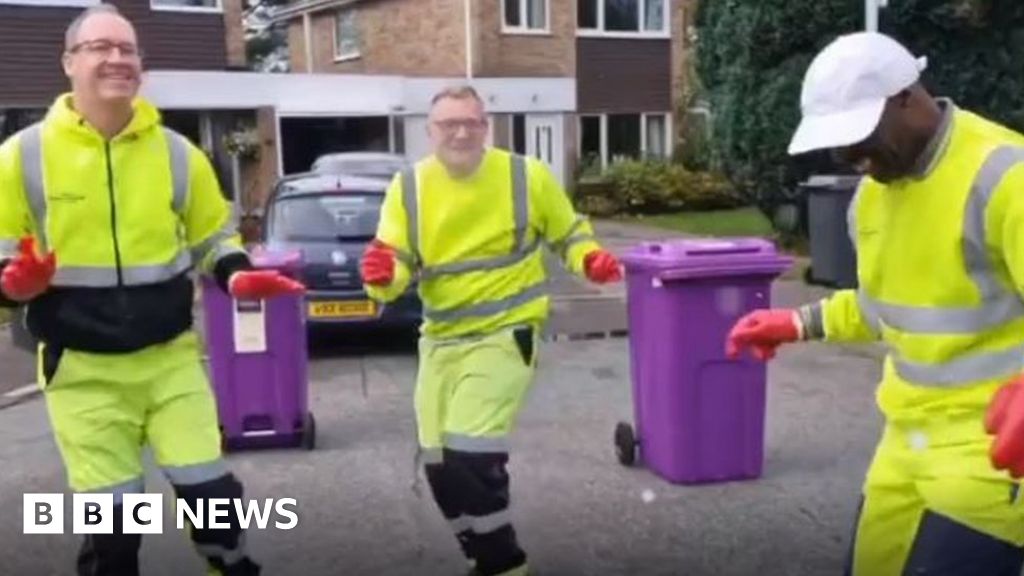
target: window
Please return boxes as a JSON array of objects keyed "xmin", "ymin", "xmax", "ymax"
[
  {"xmin": 268, "ymin": 194, "xmax": 384, "ymax": 243},
  {"xmin": 577, "ymin": 0, "xmax": 667, "ymax": 35},
  {"xmin": 334, "ymin": 8, "xmax": 360, "ymax": 61},
  {"xmin": 150, "ymin": 0, "xmax": 220, "ymax": 12},
  {"xmin": 579, "ymin": 113, "xmax": 670, "ymax": 168},
  {"xmin": 511, "ymin": 115, "xmax": 527, "ymax": 155},
  {"xmin": 503, "ymin": 0, "xmax": 548, "ymax": 32},
  {"xmin": 645, "ymin": 114, "xmax": 666, "ymax": 158}
]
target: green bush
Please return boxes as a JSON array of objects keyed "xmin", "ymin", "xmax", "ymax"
[
  {"xmin": 694, "ymin": 0, "xmax": 1024, "ymax": 217},
  {"xmin": 575, "ymin": 159, "xmax": 744, "ymax": 216}
]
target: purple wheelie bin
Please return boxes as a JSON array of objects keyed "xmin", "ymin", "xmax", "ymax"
[
  {"xmin": 615, "ymin": 238, "xmax": 792, "ymax": 484},
  {"xmin": 202, "ymin": 249, "xmax": 315, "ymax": 452}
]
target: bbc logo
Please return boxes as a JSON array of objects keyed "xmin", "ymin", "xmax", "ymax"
[{"xmin": 24, "ymin": 494, "xmax": 163, "ymax": 535}]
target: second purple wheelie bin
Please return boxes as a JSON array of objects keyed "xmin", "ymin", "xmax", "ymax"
[
  {"xmin": 616, "ymin": 238, "xmax": 792, "ymax": 484},
  {"xmin": 202, "ymin": 249, "xmax": 315, "ymax": 452}
]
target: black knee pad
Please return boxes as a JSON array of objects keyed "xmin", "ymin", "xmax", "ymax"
[
  {"xmin": 76, "ymin": 505, "xmax": 142, "ymax": 576},
  {"xmin": 174, "ymin": 473, "xmax": 245, "ymax": 543},
  {"xmin": 444, "ymin": 450, "xmax": 511, "ymax": 508}
]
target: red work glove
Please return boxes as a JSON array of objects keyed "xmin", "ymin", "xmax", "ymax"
[
  {"xmin": 725, "ymin": 309, "xmax": 801, "ymax": 361},
  {"xmin": 1, "ymin": 237, "xmax": 56, "ymax": 302},
  {"xmin": 229, "ymin": 270, "xmax": 305, "ymax": 300},
  {"xmin": 986, "ymin": 376, "xmax": 1024, "ymax": 478},
  {"xmin": 361, "ymin": 239, "xmax": 396, "ymax": 286},
  {"xmin": 583, "ymin": 249, "xmax": 623, "ymax": 284}
]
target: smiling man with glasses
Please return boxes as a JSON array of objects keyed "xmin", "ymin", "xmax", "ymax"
[
  {"xmin": 0, "ymin": 5, "xmax": 304, "ymax": 575},
  {"xmin": 361, "ymin": 86, "xmax": 623, "ymax": 576}
]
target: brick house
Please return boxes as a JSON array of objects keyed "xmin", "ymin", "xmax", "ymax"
[
  {"xmin": 0, "ymin": 0, "xmax": 272, "ymax": 214},
  {"xmin": 270, "ymin": 0, "xmax": 698, "ymax": 186}
]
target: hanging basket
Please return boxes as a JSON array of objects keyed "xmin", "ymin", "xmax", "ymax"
[{"xmin": 223, "ymin": 128, "xmax": 261, "ymax": 161}]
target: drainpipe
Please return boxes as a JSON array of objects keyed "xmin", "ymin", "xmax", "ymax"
[
  {"xmin": 463, "ymin": 0, "xmax": 473, "ymax": 78},
  {"xmin": 303, "ymin": 12, "xmax": 314, "ymax": 73}
]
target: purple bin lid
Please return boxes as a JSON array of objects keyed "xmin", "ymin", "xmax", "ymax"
[{"xmin": 621, "ymin": 237, "xmax": 793, "ymax": 280}]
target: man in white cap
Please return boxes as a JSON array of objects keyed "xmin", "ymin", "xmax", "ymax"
[{"xmin": 726, "ymin": 31, "xmax": 1024, "ymax": 574}]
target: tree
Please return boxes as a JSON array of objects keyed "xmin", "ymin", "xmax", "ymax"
[
  {"xmin": 244, "ymin": 0, "xmax": 290, "ymax": 72},
  {"xmin": 694, "ymin": 0, "xmax": 1024, "ymax": 219}
]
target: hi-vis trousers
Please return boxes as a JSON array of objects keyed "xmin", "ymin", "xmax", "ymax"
[
  {"xmin": 845, "ymin": 412, "xmax": 1024, "ymax": 575},
  {"xmin": 39, "ymin": 330, "xmax": 259, "ymax": 576},
  {"xmin": 416, "ymin": 324, "xmax": 538, "ymax": 576}
]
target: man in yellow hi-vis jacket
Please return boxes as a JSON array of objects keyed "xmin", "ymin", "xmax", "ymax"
[
  {"xmin": 361, "ymin": 86, "xmax": 623, "ymax": 576},
  {"xmin": 727, "ymin": 32, "xmax": 1024, "ymax": 575},
  {"xmin": 0, "ymin": 6, "xmax": 303, "ymax": 575}
]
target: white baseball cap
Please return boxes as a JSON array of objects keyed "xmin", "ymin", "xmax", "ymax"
[{"xmin": 788, "ymin": 32, "xmax": 928, "ymax": 155}]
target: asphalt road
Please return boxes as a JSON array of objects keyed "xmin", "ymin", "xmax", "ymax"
[{"xmin": 0, "ymin": 277, "xmax": 886, "ymax": 576}]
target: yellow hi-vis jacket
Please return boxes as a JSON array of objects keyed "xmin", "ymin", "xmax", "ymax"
[
  {"xmin": 367, "ymin": 148, "xmax": 600, "ymax": 339},
  {"xmin": 799, "ymin": 100, "xmax": 1024, "ymax": 422},
  {"xmin": 0, "ymin": 94, "xmax": 248, "ymax": 353}
]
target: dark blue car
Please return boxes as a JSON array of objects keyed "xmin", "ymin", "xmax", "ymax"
[{"xmin": 260, "ymin": 172, "xmax": 422, "ymax": 330}]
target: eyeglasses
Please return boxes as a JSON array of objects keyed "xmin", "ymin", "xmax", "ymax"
[
  {"xmin": 68, "ymin": 40, "xmax": 143, "ymax": 60},
  {"xmin": 432, "ymin": 119, "xmax": 487, "ymax": 134}
]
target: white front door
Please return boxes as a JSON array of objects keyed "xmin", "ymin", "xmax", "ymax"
[
  {"xmin": 525, "ymin": 114, "xmax": 565, "ymax": 188},
  {"xmin": 403, "ymin": 115, "xmax": 431, "ymax": 162}
]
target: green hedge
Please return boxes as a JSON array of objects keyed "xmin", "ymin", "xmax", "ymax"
[
  {"xmin": 575, "ymin": 160, "xmax": 744, "ymax": 217},
  {"xmin": 694, "ymin": 0, "xmax": 1024, "ymax": 216}
]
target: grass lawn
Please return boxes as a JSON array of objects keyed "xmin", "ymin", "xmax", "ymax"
[{"xmin": 619, "ymin": 206, "xmax": 775, "ymax": 238}]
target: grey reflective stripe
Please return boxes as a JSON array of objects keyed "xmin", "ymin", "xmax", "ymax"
[
  {"xmin": 163, "ymin": 128, "xmax": 190, "ymax": 215},
  {"xmin": 19, "ymin": 124, "xmax": 48, "ymax": 252},
  {"xmin": 55, "ymin": 250, "xmax": 192, "ymax": 287},
  {"xmin": 88, "ymin": 476, "xmax": 145, "ymax": 505},
  {"xmin": 191, "ymin": 222, "xmax": 243, "ymax": 268},
  {"xmin": 798, "ymin": 302, "xmax": 824, "ymax": 340},
  {"xmin": 469, "ymin": 509, "xmax": 511, "ymax": 534},
  {"xmin": 511, "ymin": 154, "xmax": 528, "ymax": 251},
  {"xmin": 424, "ymin": 281, "xmax": 547, "ymax": 323},
  {"xmin": 196, "ymin": 533, "xmax": 247, "ymax": 565},
  {"xmin": 421, "ymin": 447, "xmax": 443, "ymax": 465},
  {"xmin": 162, "ymin": 459, "xmax": 229, "ymax": 486},
  {"xmin": 448, "ymin": 516, "xmax": 473, "ymax": 534},
  {"xmin": 420, "ymin": 237, "xmax": 541, "ymax": 280},
  {"xmin": 892, "ymin": 344, "xmax": 1024, "ymax": 386},
  {"xmin": 861, "ymin": 293, "xmax": 1024, "ymax": 334},
  {"xmin": 394, "ymin": 247, "xmax": 417, "ymax": 268},
  {"xmin": 963, "ymin": 146, "xmax": 1024, "ymax": 303},
  {"xmin": 856, "ymin": 291, "xmax": 881, "ymax": 334},
  {"xmin": 846, "ymin": 179, "xmax": 864, "ymax": 249},
  {"xmin": 443, "ymin": 433, "xmax": 508, "ymax": 454},
  {"xmin": 401, "ymin": 168, "xmax": 420, "ymax": 264},
  {"xmin": 449, "ymin": 510, "xmax": 512, "ymax": 535},
  {"xmin": 550, "ymin": 216, "xmax": 594, "ymax": 257},
  {"xmin": 0, "ymin": 237, "xmax": 17, "ymax": 259}
]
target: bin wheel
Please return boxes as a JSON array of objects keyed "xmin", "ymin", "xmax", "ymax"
[
  {"xmin": 301, "ymin": 412, "xmax": 316, "ymax": 450},
  {"xmin": 614, "ymin": 421, "xmax": 637, "ymax": 466}
]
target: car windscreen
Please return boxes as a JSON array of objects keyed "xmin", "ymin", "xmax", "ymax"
[
  {"xmin": 268, "ymin": 193, "xmax": 383, "ymax": 242},
  {"xmin": 313, "ymin": 158, "xmax": 404, "ymax": 179}
]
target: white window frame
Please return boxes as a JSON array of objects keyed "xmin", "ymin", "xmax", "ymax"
[
  {"xmin": 577, "ymin": 0, "xmax": 670, "ymax": 39},
  {"xmin": 0, "ymin": 0, "xmax": 97, "ymax": 7},
  {"xmin": 578, "ymin": 112, "xmax": 672, "ymax": 169},
  {"xmin": 150, "ymin": 0, "xmax": 222, "ymax": 14},
  {"xmin": 501, "ymin": 0, "xmax": 551, "ymax": 36},
  {"xmin": 333, "ymin": 7, "xmax": 361, "ymax": 62}
]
